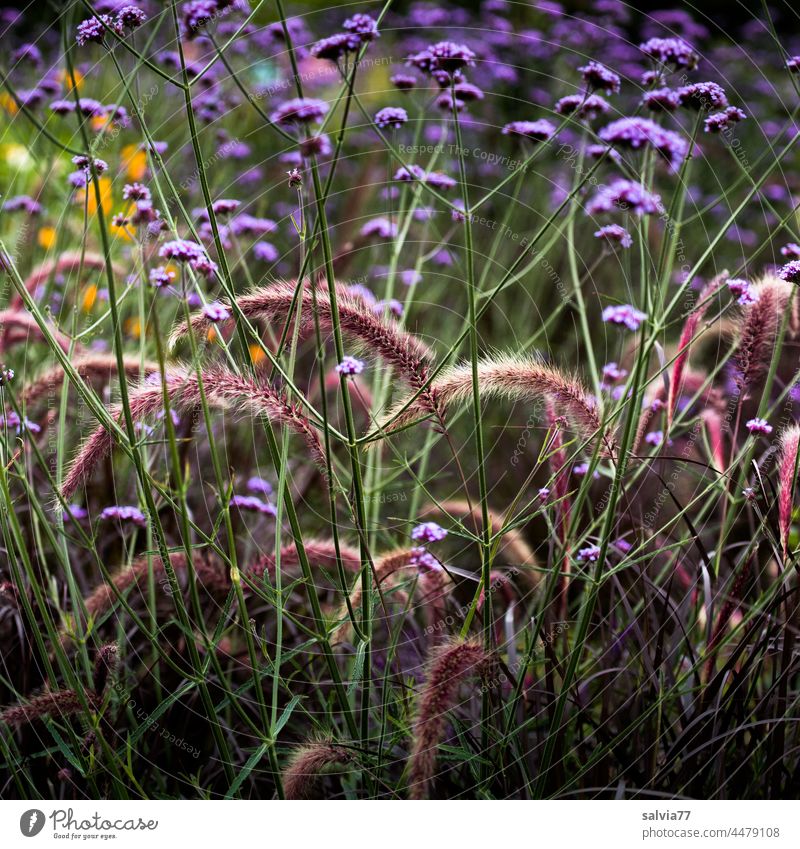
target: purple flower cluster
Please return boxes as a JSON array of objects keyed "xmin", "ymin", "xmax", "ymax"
[
  {"xmin": 2, "ymin": 195, "xmax": 42, "ymax": 215},
  {"xmin": 270, "ymin": 98, "xmax": 329, "ymax": 126},
  {"xmin": 598, "ymin": 117, "xmax": 688, "ymax": 167},
  {"xmin": 76, "ymin": 15, "xmax": 121, "ymax": 46},
  {"xmin": 336, "ymin": 356, "xmax": 365, "ymax": 376},
  {"xmin": 502, "ymin": 119, "xmax": 556, "ymax": 142},
  {"xmin": 594, "ymin": 224, "xmax": 632, "ymax": 249},
  {"xmin": 578, "ymin": 61, "xmax": 621, "ymax": 95},
  {"xmin": 704, "ymin": 106, "xmax": 746, "ymax": 133},
  {"xmin": 727, "ymin": 278, "xmax": 758, "ymax": 305},
  {"xmin": 555, "ymin": 94, "xmax": 610, "ymax": 121},
  {"xmin": 639, "ymin": 37, "xmax": 700, "ymax": 70},
  {"xmin": 642, "ymin": 87, "xmax": 680, "ymax": 112},
  {"xmin": 159, "ymin": 240, "xmax": 217, "ymax": 278},
  {"xmin": 602, "ymin": 304, "xmax": 647, "ymax": 331},
  {"xmin": 374, "ymin": 107, "xmax": 408, "ymax": 130},
  {"xmin": 586, "ymin": 179, "xmax": 664, "ymax": 217},
  {"xmin": 411, "ymin": 521, "xmax": 448, "ymax": 543},
  {"xmin": 676, "ymin": 82, "xmax": 728, "ymax": 111},
  {"xmin": 408, "ymin": 41, "xmax": 476, "ymax": 82},
  {"xmin": 230, "ymin": 494, "xmax": 277, "ymax": 516},
  {"xmin": 100, "ymin": 505, "xmax": 147, "ymax": 527},
  {"xmin": 778, "ymin": 261, "xmax": 800, "ymax": 284},
  {"xmin": 745, "ymin": 418, "xmax": 772, "ymax": 435}
]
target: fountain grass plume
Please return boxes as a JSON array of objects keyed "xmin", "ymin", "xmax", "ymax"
[
  {"xmin": 409, "ymin": 637, "xmax": 490, "ymax": 799},
  {"xmin": 380, "ymin": 353, "xmax": 616, "ymax": 459}
]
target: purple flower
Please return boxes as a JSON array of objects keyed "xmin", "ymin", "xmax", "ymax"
[
  {"xmin": 745, "ymin": 418, "xmax": 772, "ymax": 435},
  {"xmin": 742, "ymin": 486, "xmax": 756, "ymax": 501},
  {"xmin": 598, "ymin": 117, "xmax": 688, "ymax": 167},
  {"xmin": 0, "ymin": 366, "xmax": 14, "ymax": 385},
  {"xmin": 778, "ymin": 260, "xmax": 800, "ymax": 284},
  {"xmin": 454, "ymin": 82, "xmax": 484, "ymax": 102},
  {"xmin": 100, "ymin": 505, "xmax": 147, "ymax": 527},
  {"xmin": 149, "ymin": 266, "xmax": 175, "ymax": 288},
  {"xmin": 781, "ymin": 243, "xmax": 800, "ymax": 259},
  {"xmin": 203, "ymin": 301, "xmax": 230, "ymax": 322},
  {"xmin": 788, "ymin": 57, "xmax": 800, "ymax": 74},
  {"xmin": 182, "ymin": 0, "xmax": 217, "ymax": 37},
  {"xmin": 391, "ymin": 73, "xmax": 417, "ymax": 91},
  {"xmin": 122, "ymin": 182, "xmax": 150, "ymax": 201},
  {"xmin": 401, "ymin": 269, "xmax": 422, "ymax": 287},
  {"xmin": 375, "ymin": 107, "xmax": 408, "ymax": 130},
  {"xmin": 0, "ymin": 412, "xmax": 40, "ymax": 434},
  {"xmin": 342, "ymin": 13, "xmax": 379, "ymax": 41},
  {"xmin": 11, "ymin": 43, "xmax": 43, "ymax": 67},
  {"xmin": 2, "ymin": 195, "xmax": 42, "ymax": 215},
  {"xmin": 578, "ymin": 61, "xmax": 620, "ymax": 95},
  {"xmin": 76, "ymin": 15, "xmax": 120, "ymax": 46},
  {"xmin": 502, "ymin": 119, "xmax": 556, "ymax": 142},
  {"xmin": 676, "ymin": 82, "xmax": 728, "ymax": 111},
  {"xmin": 300, "ymin": 134, "xmax": 333, "ymax": 158},
  {"xmin": 310, "ymin": 33, "xmax": 361, "ymax": 61},
  {"xmin": 336, "ymin": 356, "xmax": 365, "ymax": 377},
  {"xmin": 639, "ymin": 37, "xmax": 699, "ymax": 70},
  {"xmin": 645, "ymin": 430, "xmax": 665, "ymax": 446},
  {"xmin": 117, "ymin": 5, "xmax": 147, "ymax": 29},
  {"xmin": 642, "ymin": 87, "xmax": 680, "ymax": 112},
  {"xmin": 602, "ymin": 304, "xmax": 646, "ymax": 331},
  {"xmin": 253, "ymin": 241, "xmax": 278, "ymax": 263},
  {"xmin": 246, "ymin": 476, "xmax": 273, "ymax": 496},
  {"xmin": 586, "ymin": 179, "xmax": 664, "ymax": 217},
  {"xmin": 425, "ymin": 171, "xmax": 457, "ymax": 190},
  {"xmin": 407, "ymin": 41, "xmax": 476, "ymax": 78},
  {"xmin": 409, "ymin": 547, "xmax": 443, "ymax": 572},
  {"xmin": 361, "ymin": 217, "xmax": 398, "ymax": 239},
  {"xmin": 577, "ymin": 544, "xmax": 602, "ymax": 562},
  {"xmin": 229, "ymin": 215, "xmax": 277, "ymax": 237},
  {"xmin": 411, "ymin": 521, "xmax": 447, "ymax": 543},
  {"xmin": 601, "ymin": 362, "xmax": 628, "ymax": 387},
  {"xmin": 72, "ymin": 155, "xmax": 108, "ymax": 174},
  {"xmin": 727, "ymin": 278, "xmax": 758, "ymax": 305},
  {"xmin": 538, "ymin": 487, "xmax": 551, "ymax": 500},
  {"xmin": 704, "ymin": 106, "xmax": 746, "ymax": 133},
  {"xmin": 375, "ymin": 298, "xmax": 403, "ymax": 318},
  {"xmin": 66, "ymin": 503, "xmax": 88, "ymax": 521},
  {"xmin": 594, "ymin": 224, "xmax": 632, "ymax": 249},
  {"xmin": 50, "ymin": 99, "xmax": 76, "ymax": 115},
  {"xmin": 555, "ymin": 94, "xmax": 609, "ymax": 121},
  {"xmin": 230, "ymin": 494, "xmax": 277, "ymax": 516},
  {"xmin": 270, "ymin": 98, "xmax": 329, "ymax": 125}
]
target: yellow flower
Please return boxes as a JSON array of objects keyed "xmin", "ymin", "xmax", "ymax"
[
  {"xmin": 249, "ymin": 343, "xmax": 267, "ymax": 365},
  {"xmin": 59, "ymin": 68, "xmax": 84, "ymax": 92},
  {"xmin": 77, "ymin": 177, "xmax": 112, "ymax": 215},
  {"xmin": 125, "ymin": 317, "xmax": 142, "ymax": 339},
  {"xmin": 82, "ymin": 284, "xmax": 98, "ymax": 312},
  {"xmin": 122, "ymin": 144, "xmax": 147, "ymax": 181},
  {"xmin": 0, "ymin": 93, "xmax": 18, "ymax": 115},
  {"xmin": 38, "ymin": 227, "xmax": 57, "ymax": 249}
]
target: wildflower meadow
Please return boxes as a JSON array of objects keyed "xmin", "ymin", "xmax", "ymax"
[{"xmin": 2, "ymin": 0, "xmax": 800, "ymax": 809}]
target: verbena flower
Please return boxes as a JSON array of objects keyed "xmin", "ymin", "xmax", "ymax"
[
  {"xmin": 538, "ymin": 487, "xmax": 550, "ymax": 500},
  {"xmin": 375, "ymin": 107, "xmax": 408, "ymax": 129},
  {"xmin": 602, "ymin": 303, "xmax": 647, "ymax": 331},
  {"xmin": 336, "ymin": 356, "xmax": 365, "ymax": 376},
  {"xmin": 454, "ymin": 82, "xmax": 484, "ymax": 101},
  {"xmin": 408, "ymin": 41, "xmax": 476, "ymax": 78},
  {"xmin": 727, "ymin": 278, "xmax": 758, "ymax": 305},
  {"xmin": 270, "ymin": 98, "xmax": 329, "ymax": 125},
  {"xmin": 391, "ymin": 73, "xmax": 417, "ymax": 90},
  {"xmin": 182, "ymin": 0, "xmax": 217, "ymax": 37},
  {"xmin": 246, "ymin": 476, "xmax": 273, "ymax": 496},
  {"xmin": 253, "ymin": 242, "xmax": 278, "ymax": 262},
  {"xmin": 704, "ymin": 106, "xmax": 746, "ymax": 132},
  {"xmin": 501, "ymin": 119, "xmax": 556, "ymax": 141},
  {"xmin": 361, "ymin": 217, "xmax": 398, "ymax": 239},
  {"xmin": 746, "ymin": 418, "xmax": 772, "ymax": 435},
  {"xmin": 203, "ymin": 301, "xmax": 230, "ymax": 322},
  {"xmin": 778, "ymin": 260, "xmax": 800, "ymax": 284},
  {"xmin": 149, "ymin": 266, "xmax": 175, "ymax": 288},
  {"xmin": 409, "ymin": 546, "xmax": 443, "ymax": 571},
  {"xmin": 598, "ymin": 117, "xmax": 688, "ymax": 167},
  {"xmin": 642, "ymin": 87, "xmax": 680, "ymax": 112},
  {"xmin": 310, "ymin": 33, "xmax": 361, "ymax": 61},
  {"xmin": 578, "ymin": 61, "xmax": 620, "ymax": 94},
  {"xmin": 577, "ymin": 544, "xmax": 602, "ymax": 562},
  {"xmin": 676, "ymin": 82, "xmax": 728, "ymax": 111},
  {"xmin": 555, "ymin": 93, "xmax": 609, "ymax": 121},
  {"xmin": 100, "ymin": 505, "xmax": 147, "ymax": 527},
  {"xmin": 2, "ymin": 195, "xmax": 42, "ymax": 215},
  {"xmin": 342, "ymin": 13, "xmax": 379, "ymax": 41},
  {"xmin": 586, "ymin": 178, "xmax": 664, "ymax": 216},
  {"xmin": 639, "ymin": 36, "xmax": 699, "ymax": 70},
  {"xmin": 787, "ymin": 56, "xmax": 800, "ymax": 74},
  {"xmin": 230, "ymin": 494, "xmax": 277, "ymax": 516},
  {"xmin": 411, "ymin": 521, "xmax": 448, "ymax": 543},
  {"xmin": 76, "ymin": 15, "xmax": 121, "ymax": 46},
  {"xmin": 601, "ymin": 362, "xmax": 628, "ymax": 388},
  {"xmin": 780, "ymin": 243, "xmax": 800, "ymax": 259},
  {"xmin": 116, "ymin": 5, "xmax": 146, "ymax": 30},
  {"xmin": 122, "ymin": 183, "xmax": 150, "ymax": 201},
  {"xmin": 0, "ymin": 411, "xmax": 41, "ymax": 434},
  {"xmin": 594, "ymin": 224, "xmax": 632, "ymax": 249}
]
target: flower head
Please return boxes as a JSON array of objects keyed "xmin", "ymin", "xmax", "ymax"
[
  {"xmin": 598, "ymin": 117, "xmax": 688, "ymax": 167},
  {"xmin": 577, "ymin": 544, "xmax": 602, "ymax": 562},
  {"xmin": 375, "ymin": 106, "xmax": 408, "ymax": 130},
  {"xmin": 76, "ymin": 15, "xmax": 121, "ymax": 46},
  {"xmin": 342, "ymin": 13, "xmax": 379, "ymax": 41},
  {"xmin": 602, "ymin": 304, "xmax": 646, "ymax": 331},
  {"xmin": 594, "ymin": 224, "xmax": 632, "ymax": 249},
  {"xmin": 676, "ymin": 82, "xmax": 728, "ymax": 111},
  {"xmin": 335, "ymin": 356, "xmax": 365, "ymax": 376},
  {"xmin": 411, "ymin": 521, "xmax": 448, "ymax": 543},
  {"xmin": 640, "ymin": 37, "xmax": 699, "ymax": 70},
  {"xmin": 230, "ymin": 494, "xmax": 277, "ymax": 516},
  {"xmin": 555, "ymin": 93, "xmax": 609, "ymax": 121},
  {"xmin": 586, "ymin": 179, "xmax": 664, "ymax": 217},
  {"xmin": 578, "ymin": 61, "xmax": 620, "ymax": 95},
  {"xmin": 270, "ymin": 98, "xmax": 329, "ymax": 125},
  {"xmin": 727, "ymin": 278, "xmax": 758, "ymax": 305},
  {"xmin": 100, "ymin": 505, "xmax": 147, "ymax": 527},
  {"xmin": 745, "ymin": 417, "xmax": 772, "ymax": 435},
  {"xmin": 203, "ymin": 301, "xmax": 230, "ymax": 322},
  {"xmin": 501, "ymin": 119, "xmax": 556, "ymax": 142},
  {"xmin": 408, "ymin": 41, "xmax": 476, "ymax": 79},
  {"xmin": 704, "ymin": 106, "xmax": 746, "ymax": 133},
  {"xmin": 247, "ymin": 476, "xmax": 273, "ymax": 496},
  {"xmin": 778, "ymin": 260, "xmax": 800, "ymax": 284},
  {"xmin": 642, "ymin": 87, "xmax": 680, "ymax": 112}
]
